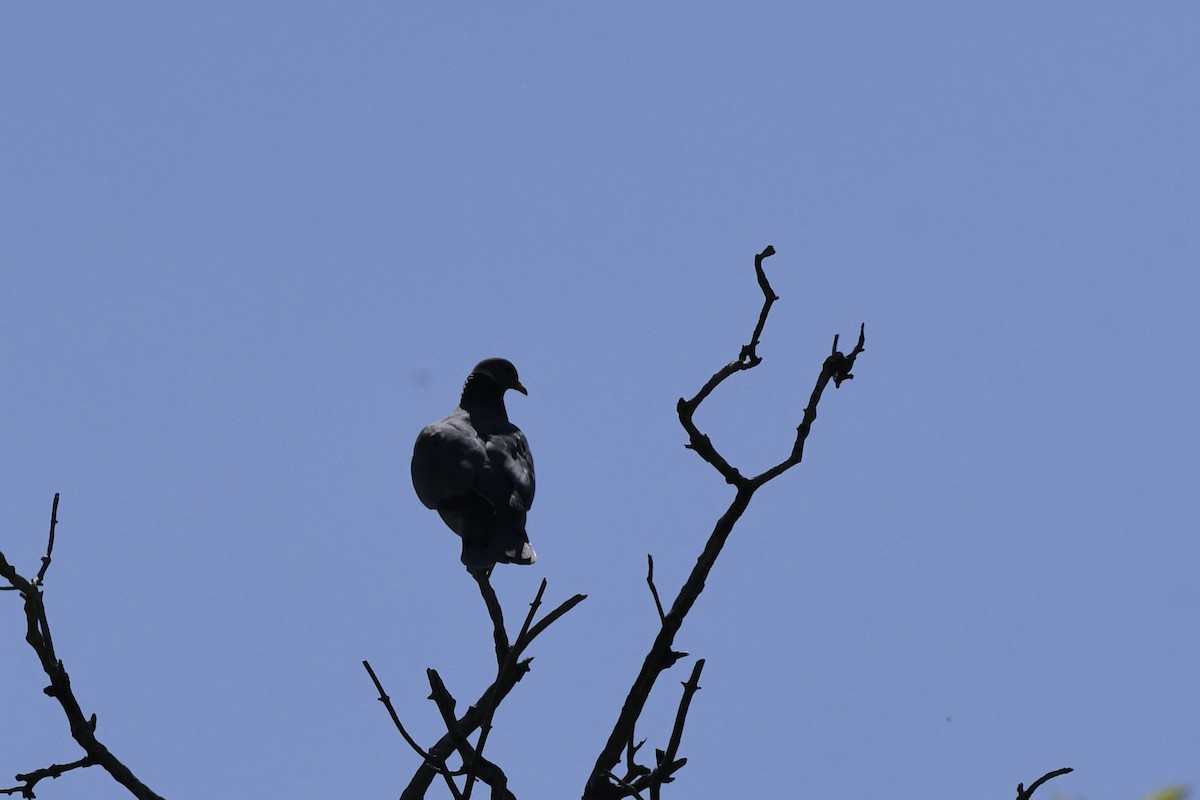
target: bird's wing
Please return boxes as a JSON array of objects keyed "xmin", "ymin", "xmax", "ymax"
[
  {"xmin": 410, "ymin": 409, "xmax": 488, "ymax": 511},
  {"xmin": 486, "ymin": 426, "xmax": 535, "ymax": 511}
]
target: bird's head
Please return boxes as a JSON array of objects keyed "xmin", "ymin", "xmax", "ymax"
[{"xmin": 468, "ymin": 357, "xmax": 528, "ymax": 396}]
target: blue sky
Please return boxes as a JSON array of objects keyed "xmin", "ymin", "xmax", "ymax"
[{"xmin": 2, "ymin": 4, "xmax": 1197, "ymax": 798}]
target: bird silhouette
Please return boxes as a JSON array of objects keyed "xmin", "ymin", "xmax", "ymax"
[{"xmin": 411, "ymin": 358, "xmax": 536, "ymax": 569}]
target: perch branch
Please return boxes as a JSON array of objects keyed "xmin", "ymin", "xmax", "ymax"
[
  {"xmin": 460, "ymin": 579, "xmax": 539, "ymax": 800},
  {"xmin": 0, "ymin": 496, "xmax": 166, "ymax": 800},
  {"xmin": 400, "ymin": 587, "xmax": 586, "ymax": 800},
  {"xmin": 464, "ymin": 578, "xmax": 552, "ymax": 799},
  {"xmin": 472, "ymin": 570, "xmax": 511, "ymax": 667}
]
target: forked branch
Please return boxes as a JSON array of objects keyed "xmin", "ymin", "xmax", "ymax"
[
  {"xmin": 389, "ymin": 577, "xmax": 586, "ymax": 800},
  {"xmin": 0, "ymin": 495, "xmax": 165, "ymax": 800},
  {"xmin": 584, "ymin": 247, "xmax": 866, "ymax": 799}
]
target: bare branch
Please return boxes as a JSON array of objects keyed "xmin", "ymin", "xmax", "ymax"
[
  {"xmin": 361, "ymin": 661, "xmax": 439, "ymax": 766},
  {"xmin": 462, "ymin": 576, "xmax": 529, "ymax": 800},
  {"xmin": 424, "ymin": 671, "xmax": 470, "ymax": 800},
  {"xmin": 622, "ymin": 736, "xmax": 649, "ymax": 784},
  {"xmin": 471, "ymin": 569, "xmax": 510, "ymax": 667},
  {"xmin": 1016, "ymin": 767, "xmax": 1073, "ymax": 800},
  {"xmin": 585, "ymin": 247, "xmax": 866, "ymax": 799},
  {"xmin": 747, "ymin": 321, "xmax": 867, "ymax": 488},
  {"xmin": 426, "ymin": 670, "xmax": 514, "ymax": 800},
  {"xmin": 519, "ymin": 590, "xmax": 586, "ymax": 646},
  {"xmin": 621, "ymin": 658, "xmax": 704, "ymax": 798},
  {"xmin": 601, "ymin": 771, "xmax": 647, "ymax": 800},
  {"xmin": 585, "ymin": 485, "xmax": 754, "ymax": 799},
  {"xmin": 644, "ymin": 556, "xmax": 665, "ymax": 625},
  {"xmin": 401, "ymin": 586, "xmax": 585, "ymax": 800},
  {"xmin": 742, "ymin": 244, "xmax": 778, "ymax": 366},
  {"xmin": 34, "ymin": 493, "xmax": 60, "ymax": 587},
  {"xmin": 1, "ymin": 496, "xmax": 166, "ymax": 800},
  {"xmin": 675, "ymin": 245, "xmax": 779, "ymax": 487},
  {"xmin": 658, "ymin": 659, "xmax": 704, "ymax": 779},
  {"xmin": 514, "ymin": 579, "xmax": 548, "ymax": 646},
  {"xmin": 827, "ymin": 323, "xmax": 866, "ymax": 389},
  {"xmin": 2, "ymin": 754, "xmax": 97, "ymax": 798}
]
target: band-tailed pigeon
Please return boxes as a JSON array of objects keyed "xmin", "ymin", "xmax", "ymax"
[{"xmin": 411, "ymin": 358, "xmax": 537, "ymax": 568}]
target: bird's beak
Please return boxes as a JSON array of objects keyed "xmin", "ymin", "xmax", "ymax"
[{"xmin": 513, "ymin": 380, "xmax": 528, "ymax": 395}]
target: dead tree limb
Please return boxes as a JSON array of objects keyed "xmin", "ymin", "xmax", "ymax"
[
  {"xmin": 388, "ymin": 576, "xmax": 585, "ymax": 800},
  {"xmin": 644, "ymin": 556, "xmax": 666, "ymax": 626},
  {"xmin": 1016, "ymin": 767, "xmax": 1073, "ymax": 800},
  {"xmin": 0, "ymin": 494, "xmax": 166, "ymax": 800},
  {"xmin": 426, "ymin": 669, "xmax": 515, "ymax": 800},
  {"xmin": 583, "ymin": 246, "xmax": 867, "ymax": 799},
  {"xmin": 471, "ymin": 570, "xmax": 510, "ymax": 667},
  {"xmin": 0, "ymin": 755, "xmax": 97, "ymax": 798}
]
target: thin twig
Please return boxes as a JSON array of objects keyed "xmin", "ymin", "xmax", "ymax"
[
  {"xmin": 623, "ymin": 735, "xmax": 648, "ymax": 783},
  {"xmin": 659, "ymin": 659, "xmax": 704, "ymax": 776},
  {"xmin": 625, "ymin": 660, "xmax": 702, "ymax": 797},
  {"xmin": 1016, "ymin": 767, "xmax": 1074, "ymax": 800},
  {"xmin": 363, "ymin": 661, "xmax": 466, "ymax": 799},
  {"xmin": 747, "ymin": 321, "xmax": 866, "ymax": 488},
  {"xmin": 741, "ymin": 244, "xmax": 778, "ymax": 365},
  {"xmin": 362, "ymin": 661, "xmax": 433, "ymax": 761},
  {"xmin": 514, "ymin": 579, "xmax": 548, "ymax": 646},
  {"xmin": 1, "ymin": 754, "xmax": 97, "ymax": 798},
  {"xmin": 424, "ymin": 671, "xmax": 469, "ymax": 800},
  {"xmin": 645, "ymin": 555, "xmax": 666, "ymax": 625},
  {"xmin": 522, "ymin": 590, "xmax": 586, "ymax": 644},
  {"xmin": 0, "ymin": 496, "xmax": 166, "ymax": 800},
  {"xmin": 34, "ymin": 493, "xmax": 60, "ymax": 586}
]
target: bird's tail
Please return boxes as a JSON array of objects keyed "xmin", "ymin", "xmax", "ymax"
[{"xmin": 458, "ymin": 517, "xmax": 536, "ymax": 568}]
